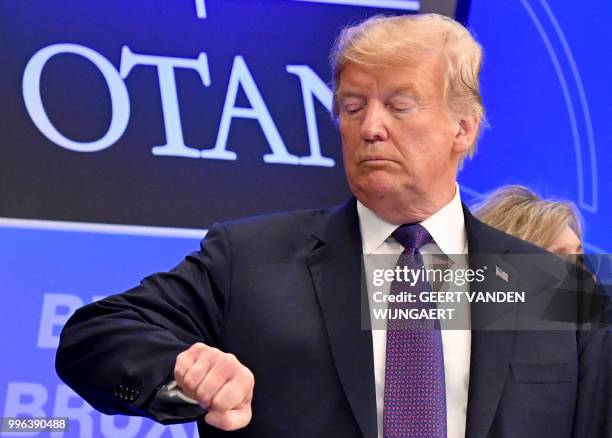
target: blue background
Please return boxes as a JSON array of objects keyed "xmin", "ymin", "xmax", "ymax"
[{"xmin": 460, "ymin": 0, "xmax": 611, "ymax": 253}]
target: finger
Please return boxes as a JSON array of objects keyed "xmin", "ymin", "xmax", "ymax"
[
  {"xmin": 195, "ymin": 352, "xmax": 247, "ymax": 407},
  {"xmin": 204, "ymin": 405, "xmax": 252, "ymax": 431},
  {"xmin": 209, "ymin": 367, "xmax": 254, "ymax": 412},
  {"xmin": 181, "ymin": 350, "xmax": 215, "ymax": 399},
  {"xmin": 174, "ymin": 349, "xmax": 197, "ymax": 384},
  {"xmin": 174, "ymin": 343, "xmax": 213, "ymax": 387}
]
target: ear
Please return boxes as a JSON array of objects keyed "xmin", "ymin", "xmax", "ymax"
[{"xmin": 452, "ymin": 113, "xmax": 479, "ymax": 156}]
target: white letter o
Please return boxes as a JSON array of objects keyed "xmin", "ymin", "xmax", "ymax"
[{"xmin": 22, "ymin": 43, "xmax": 130, "ymax": 152}]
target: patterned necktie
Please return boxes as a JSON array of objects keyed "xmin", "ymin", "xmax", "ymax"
[{"xmin": 383, "ymin": 224, "xmax": 447, "ymax": 438}]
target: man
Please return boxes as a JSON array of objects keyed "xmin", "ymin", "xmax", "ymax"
[{"xmin": 56, "ymin": 14, "xmax": 610, "ymax": 438}]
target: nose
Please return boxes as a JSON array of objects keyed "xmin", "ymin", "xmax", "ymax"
[{"xmin": 360, "ymin": 103, "xmax": 388, "ymax": 143}]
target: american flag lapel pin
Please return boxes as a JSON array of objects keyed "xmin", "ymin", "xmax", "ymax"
[{"xmin": 496, "ymin": 265, "xmax": 509, "ymax": 282}]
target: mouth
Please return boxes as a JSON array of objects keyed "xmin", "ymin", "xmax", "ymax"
[{"xmin": 359, "ymin": 156, "xmax": 395, "ymax": 165}]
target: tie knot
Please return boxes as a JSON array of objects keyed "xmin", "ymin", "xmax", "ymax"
[{"xmin": 392, "ymin": 223, "xmax": 432, "ymax": 252}]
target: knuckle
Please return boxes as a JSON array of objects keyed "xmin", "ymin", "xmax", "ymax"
[
  {"xmin": 222, "ymin": 353, "xmax": 240, "ymax": 370},
  {"xmin": 182, "ymin": 366, "xmax": 203, "ymax": 390},
  {"xmin": 210, "ymin": 368, "xmax": 230, "ymax": 385},
  {"xmin": 192, "ymin": 342, "xmax": 207, "ymax": 353},
  {"xmin": 182, "ymin": 374, "xmax": 196, "ymax": 390},
  {"xmin": 175, "ymin": 353, "xmax": 187, "ymax": 368},
  {"xmin": 195, "ymin": 352, "xmax": 211, "ymax": 369},
  {"xmin": 203, "ymin": 348, "xmax": 221, "ymax": 364},
  {"xmin": 210, "ymin": 392, "xmax": 226, "ymax": 411},
  {"xmin": 241, "ymin": 368, "xmax": 255, "ymax": 385},
  {"xmin": 206, "ymin": 345, "xmax": 219, "ymax": 355},
  {"xmin": 219, "ymin": 386, "xmax": 242, "ymax": 410},
  {"xmin": 173, "ymin": 364, "xmax": 184, "ymax": 381},
  {"xmin": 196, "ymin": 385, "xmax": 210, "ymax": 406}
]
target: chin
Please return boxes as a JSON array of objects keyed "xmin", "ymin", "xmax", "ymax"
[{"xmin": 350, "ymin": 174, "xmax": 402, "ymax": 200}]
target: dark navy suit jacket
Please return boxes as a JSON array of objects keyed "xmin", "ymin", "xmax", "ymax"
[{"xmin": 56, "ymin": 199, "xmax": 611, "ymax": 437}]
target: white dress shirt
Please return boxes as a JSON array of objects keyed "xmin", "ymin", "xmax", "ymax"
[{"xmin": 357, "ymin": 185, "xmax": 471, "ymax": 438}]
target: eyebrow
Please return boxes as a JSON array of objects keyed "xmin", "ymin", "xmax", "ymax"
[
  {"xmin": 336, "ymin": 91, "xmax": 366, "ymax": 101},
  {"xmin": 336, "ymin": 85, "xmax": 422, "ymax": 105},
  {"xmin": 338, "ymin": 86, "xmax": 420, "ymax": 98},
  {"xmin": 385, "ymin": 86, "xmax": 420, "ymax": 99}
]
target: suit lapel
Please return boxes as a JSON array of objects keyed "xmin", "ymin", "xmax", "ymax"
[
  {"xmin": 463, "ymin": 206, "xmax": 517, "ymax": 438},
  {"xmin": 306, "ymin": 199, "xmax": 378, "ymax": 438}
]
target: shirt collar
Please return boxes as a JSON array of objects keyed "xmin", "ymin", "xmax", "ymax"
[{"xmin": 356, "ymin": 184, "xmax": 467, "ymax": 255}]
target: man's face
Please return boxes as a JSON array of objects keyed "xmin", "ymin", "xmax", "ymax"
[{"xmin": 337, "ymin": 56, "xmax": 467, "ymax": 205}]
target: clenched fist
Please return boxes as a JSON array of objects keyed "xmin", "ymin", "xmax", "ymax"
[{"xmin": 174, "ymin": 343, "xmax": 255, "ymax": 430}]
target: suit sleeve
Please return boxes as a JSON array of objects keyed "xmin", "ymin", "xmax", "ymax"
[
  {"xmin": 572, "ymin": 268, "xmax": 612, "ymax": 437},
  {"xmin": 55, "ymin": 223, "xmax": 232, "ymax": 423}
]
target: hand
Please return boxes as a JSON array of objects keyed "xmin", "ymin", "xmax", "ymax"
[{"xmin": 174, "ymin": 342, "xmax": 255, "ymax": 430}]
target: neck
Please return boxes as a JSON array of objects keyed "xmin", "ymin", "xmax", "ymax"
[{"xmin": 359, "ymin": 183, "xmax": 457, "ymax": 224}]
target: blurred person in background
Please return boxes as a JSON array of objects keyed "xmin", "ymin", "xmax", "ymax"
[{"xmin": 473, "ymin": 185, "xmax": 583, "ymax": 258}]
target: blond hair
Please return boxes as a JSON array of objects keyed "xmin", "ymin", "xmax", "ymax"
[
  {"xmin": 472, "ymin": 185, "xmax": 583, "ymax": 249},
  {"xmin": 330, "ymin": 13, "xmax": 486, "ymax": 157}
]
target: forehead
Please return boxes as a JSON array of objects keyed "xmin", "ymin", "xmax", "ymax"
[
  {"xmin": 548, "ymin": 224, "xmax": 582, "ymax": 254},
  {"xmin": 337, "ymin": 56, "xmax": 446, "ymax": 96},
  {"xmin": 556, "ymin": 224, "xmax": 581, "ymax": 246}
]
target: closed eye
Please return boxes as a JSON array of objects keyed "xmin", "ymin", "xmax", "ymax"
[
  {"xmin": 342, "ymin": 105, "xmax": 364, "ymax": 115},
  {"xmin": 387, "ymin": 103, "xmax": 414, "ymax": 113}
]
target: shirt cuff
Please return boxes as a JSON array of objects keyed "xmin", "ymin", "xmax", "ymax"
[{"xmin": 145, "ymin": 379, "xmax": 204, "ymax": 423}]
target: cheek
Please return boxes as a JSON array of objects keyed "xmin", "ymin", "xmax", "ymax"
[
  {"xmin": 393, "ymin": 126, "xmax": 440, "ymax": 162},
  {"xmin": 340, "ymin": 128, "xmax": 360, "ymax": 160},
  {"xmin": 340, "ymin": 140, "xmax": 355, "ymax": 164},
  {"xmin": 401, "ymin": 125, "xmax": 454, "ymax": 161}
]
